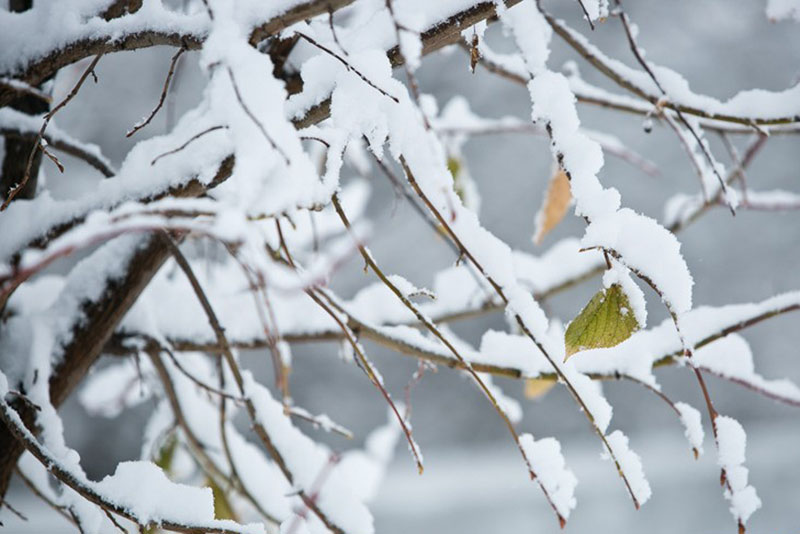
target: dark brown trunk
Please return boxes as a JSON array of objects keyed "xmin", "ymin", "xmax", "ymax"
[{"xmin": 1, "ymin": 0, "xmax": 46, "ymax": 202}]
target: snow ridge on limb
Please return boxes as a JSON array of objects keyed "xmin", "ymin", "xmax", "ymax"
[
  {"xmin": 0, "ymin": 370, "xmax": 264, "ymax": 534},
  {"xmin": 243, "ymin": 374, "xmax": 375, "ymax": 534},
  {"xmin": 511, "ymin": 4, "xmax": 770, "ymax": 529},
  {"xmin": 540, "ymin": 10, "xmax": 800, "ymax": 125},
  {"xmin": 674, "ymin": 402, "xmax": 704, "ymax": 457},
  {"xmin": 520, "ymin": 433, "xmax": 578, "ymax": 521},
  {"xmin": 715, "ymin": 416, "xmax": 761, "ymax": 528},
  {"xmin": 602, "ymin": 431, "xmax": 650, "ymax": 506},
  {"xmin": 497, "ymin": 0, "xmax": 650, "ymax": 510}
]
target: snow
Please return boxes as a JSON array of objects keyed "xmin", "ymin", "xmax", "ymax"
[
  {"xmin": 528, "ymin": 71, "xmax": 621, "ymax": 221},
  {"xmin": 94, "ymin": 461, "xmax": 216, "ymax": 525},
  {"xmin": 548, "ymin": 15, "xmax": 800, "ymax": 122},
  {"xmin": 0, "ymin": 2, "xmax": 201, "ymax": 76},
  {"xmin": 674, "ymin": 402, "xmax": 704, "ymax": 456},
  {"xmin": 0, "ymin": 377, "xmax": 265, "ymax": 534},
  {"xmin": 336, "ymin": 408, "xmax": 403, "ymax": 503},
  {"xmin": 582, "ymin": 208, "xmax": 694, "ymax": 315},
  {"xmin": 0, "ymin": 105, "xmax": 232, "ymax": 264},
  {"xmin": 243, "ymin": 372, "xmax": 375, "ymax": 534},
  {"xmin": 715, "ymin": 416, "xmax": 761, "ymax": 525},
  {"xmin": 519, "ymin": 433, "xmax": 578, "ymax": 519},
  {"xmin": 495, "ymin": 0, "xmax": 551, "ymax": 76},
  {"xmin": 602, "ymin": 430, "xmax": 651, "ymax": 506},
  {"xmin": 602, "ymin": 263, "xmax": 647, "ymax": 327},
  {"xmin": 693, "ymin": 334, "xmax": 800, "ymax": 405},
  {"xmin": 79, "ymin": 358, "xmax": 150, "ymax": 418},
  {"xmin": 1, "ymin": 1, "xmax": 797, "ymax": 532}
]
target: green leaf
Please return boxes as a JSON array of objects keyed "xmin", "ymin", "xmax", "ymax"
[
  {"xmin": 153, "ymin": 433, "xmax": 177, "ymax": 474},
  {"xmin": 206, "ymin": 477, "xmax": 238, "ymax": 521},
  {"xmin": 564, "ymin": 283, "xmax": 640, "ymax": 361},
  {"xmin": 447, "ymin": 156, "xmax": 467, "ymax": 203},
  {"xmin": 447, "ymin": 156, "xmax": 461, "ymax": 179}
]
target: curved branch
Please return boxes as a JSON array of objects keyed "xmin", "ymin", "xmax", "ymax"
[
  {"xmin": 0, "ymin": 395, "xmax": 259, "ymax": 534},
  {"xmin": 540, "ymin": 7, "xmax": 800, "ymax": 127},
  {"xmin": 162, "ymin": 233, "xmax": 352, "ymax": 534},
  {"xmin": 110, "ymin": 290, "xmax": 800, "ymax": 407},
  {"xmin": 0, "ymin": 127, "xmax": 115, "ymax": 177},
  {"xmin": 466, "ymin": 41, "xmax": 800, "ymax": 135},
  {"xmin": 330, "ymin": 194, "xmax": 570, "ymax": 523},
  {"xmin": 1, "ymin": 0, "xmax": 358, "ymax": 104}
]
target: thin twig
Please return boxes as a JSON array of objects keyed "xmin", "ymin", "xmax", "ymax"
[
  {"xmin": 225, "ymin": 66, "xmax": 290, "ymax": 164},
  {"xmin": 400, "ymin": 158, "xmax": 642, "ymax": 510},
  {"xmin": 538, "ymin": 5, "xmax": 799, "ymax": 127},
  {"xmin": 0, "ymin": 127, "xmax": 116, "ymax": 177},
  {"xmin": 2, "ymin": 54, "xmax": 103, "ymax": 210},
  {"xmin": 127, "ymin": 47, "xmax": 186, "ymax": 137},
  {"xmin": 151, "ymin": 125, "xmax": 228, "ymax": 166},
  {"xmin": 332, "ymin": 193, "xmax": 568, "ymax": 525},
  {"xmin": 161, "ymin": 232, "xmax": 349, "ymax": 534},
  {"xmin": 612, "ymin": 1, "xmax": 733, "ymax": 214},
  {"xmin": 574, "ymin": 0, "xmax": 596, "ymax": 30},
  {"xmin": 0, "ymin": 396, "xmax": 254, "ymax": 534},
  {"xmin": 296, "ymin": 32, "xmax": 399, "ymax": 103},
  {"xmin": 618, "ymin": 375, "xmax": 701, "ymax": 458}
]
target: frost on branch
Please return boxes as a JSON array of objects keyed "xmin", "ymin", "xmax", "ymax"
[{"xmin": 0, "ymin": 0, "xmax": 798, "ymax": 533}]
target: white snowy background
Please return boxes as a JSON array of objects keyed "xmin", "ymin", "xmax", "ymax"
[{"xmin": 2, "ymin": 0, "xmax": 799, "ymax": 532}]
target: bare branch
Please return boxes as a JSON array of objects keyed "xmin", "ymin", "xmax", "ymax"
[
  {"xmin": 2, "ymin": 54, "xmax": 102, "ymax": 209},
  {"xmin": 161, "ymin": 232, "xmax": 352, "ymax": 534},
  {"xmin": 539, "ymin": 6, "xmax": 800, "ymax": 127},
  {"xmin": 126, "ymin": 47, "xmax": 186, "ymax": 137},
  {"xmin": 0, "ymin": 395, "xmax": 258, "ymax": 534}
]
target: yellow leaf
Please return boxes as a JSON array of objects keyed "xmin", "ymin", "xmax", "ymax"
[
  {"xmin": 524, "ymin": 378, "xmax": 556, "ymax": 399},
  {"xmin": 564, "ymin": 283, "xmax": 640, "ymax": 361},
  {"xmin": 533, "ymin": 166, "xmax": 571, "ymax": 245}
]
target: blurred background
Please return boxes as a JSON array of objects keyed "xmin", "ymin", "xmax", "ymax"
[{"xmin": 2, "ymin": 0, "xmax": 799, "ymax": 532}]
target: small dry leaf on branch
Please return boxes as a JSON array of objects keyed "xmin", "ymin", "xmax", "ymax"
[
  {"xmin": 470, "ymin": 32, "xmax": 481, "ymax": 73},
  {"xmin": 524, "ymin": 378, "xmax": 556, "ymax": 399},
  {"xmin": 533, "ymin": 166, "xmax": 572, "ymax": 245}
]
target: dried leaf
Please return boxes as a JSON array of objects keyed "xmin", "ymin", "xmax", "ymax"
[
  {"xmin": 470, "ymin": 32, "xmax": 481, "ymax": 73},
  {"xmin": 524, "ymin": 378, "xmax": 556, "ymax": 399},
  {"xmin": 533, "ymin": 166, "xmax": 571, "ymax": 245},
  {"xmin": 564, "ymin": 283, "xmax": 640, "ymax": 361}
]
